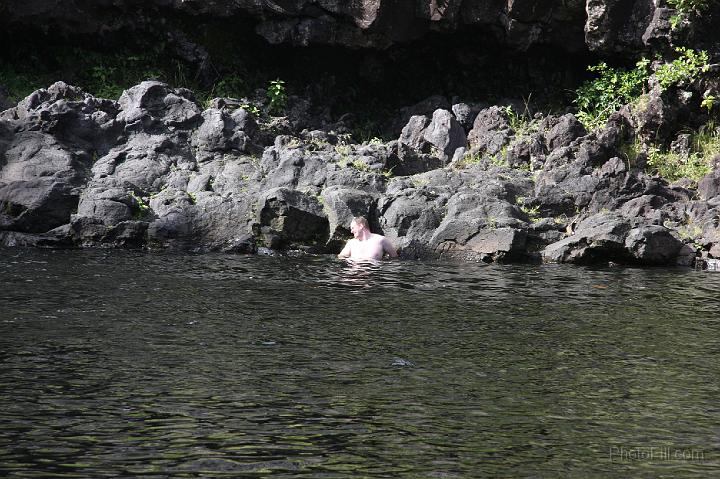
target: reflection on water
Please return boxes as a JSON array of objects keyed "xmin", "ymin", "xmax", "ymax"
[{"xmin": 1, "ymin": 249, "xmax": 720, "ymax": 477}]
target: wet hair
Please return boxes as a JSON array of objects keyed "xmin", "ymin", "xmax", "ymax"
[{"xmin": 352, "ymin": 216, "xmax": 369, "ymax": 229}]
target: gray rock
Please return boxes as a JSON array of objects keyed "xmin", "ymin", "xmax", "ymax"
[
  {"xmin": 118, "ymin": 81, "xmax": 201, "ymax": 132},
  {"xmin": 191, "ymin": 108, "xmax": 256, "ymax": 152},
  {"xmin": 698, "ymin": 170, "xmax": 720, "ymax": 201},
  {"xmin": 75, "ymin": 187, "xmax": 134, "ymax": 225},
  {"xmin": 545, "ymin": 114, "xmax": 586, "ymax": 151},
  {"xmin": 642, "ymin": 7, "xmax": 673, "ymax": 50},
  {"xmin": 257, "ymin": 187, "xmax": 329, "ymax": 248},
  {"xmin": 541, "ymin": 212, "xmax": 682, "ymax": 265},
  {"xmin": 0, "ymin": 131, "xmax": 89, "ymax": 233},
  {"xmin": 422, "ymin": 109, "xmax": 467, "ymax": 162},
  {"xmin": 542, "ymin": 213, "xmax": 632, "ymax": 264},
  {"xmin": 585, "ymin": 0, "xmax": 656, "ymax": 55},
  {"xmin": 399, "ymin": 115, "xmax": 430, "ymax": 151},
  {"xmin": 451, "ymin": 102, "xmax": 484, "ymax": 132},
  {"xmin": 393, "ymin": 95, "xmax": 450, "ymax": 135},
  {"xmin": 625, "ymin": 225, "xmax": 683, "ymax": 264},
  {"xmin": 467, "ymin": 106, "xmax": 512, "ymax": 156}
]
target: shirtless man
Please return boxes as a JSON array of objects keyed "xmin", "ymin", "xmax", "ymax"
[{"xmin": 338, "ymin": 216, "xmax": 398, "ymax": 260}]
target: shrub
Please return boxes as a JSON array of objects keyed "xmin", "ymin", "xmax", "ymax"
[
  {"xmin": 0, "ymin": 66, "xmax": 49, "ymax": 103},
  {"xmin": 266, "ymin": 78, "xmax": 287, "ymax": 115},
  {"xmin": 646, "ymin": 148, "xmax": 710, "ymax": 182},
  {"xmin": 645, "ymin": 123, "xmax": 720, "ymax": 181},
  {"xmin": 667, "ymin": 0, "xmax": 714, "ymax": 29},
  {"xmin": 655, "ymin": 47, "xmax": 710, "ymax": 90},
  {"xmin": 503, "ymin": 105, "xmax": 540, "ymax": 138},
  {"xmin": 574, "ymin": 59, "xmax": 649, "ymax": 131}
]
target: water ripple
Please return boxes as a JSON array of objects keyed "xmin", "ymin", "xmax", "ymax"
[{"xmin": 1, "ymin": 249, "xmax": 719, "ymax": 477}]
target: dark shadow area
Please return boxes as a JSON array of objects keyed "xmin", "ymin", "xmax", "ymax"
[{"xmin": 0, "ymin": 15, "xmax": 596, "ymax": 131}]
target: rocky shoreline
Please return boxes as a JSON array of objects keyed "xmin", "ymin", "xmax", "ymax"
[{"xmin": 1, "ymin": 77, "xmax": 720, "ymax": 266}]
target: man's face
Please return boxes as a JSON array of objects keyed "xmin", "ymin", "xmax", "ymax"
[{"xmin": 350, "ymin": 220, "xmax": 363, "ymax": 238}]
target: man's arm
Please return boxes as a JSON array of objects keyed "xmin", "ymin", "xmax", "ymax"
[
  {"xmin": 382, "ymin": 237, "xmax": 398, "ymax": 258},
  {"xmin": 338, "ymin": 240, "xmax": 353, "ymax": 258}
]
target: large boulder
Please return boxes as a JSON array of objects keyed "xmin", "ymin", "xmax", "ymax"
[
  {"xmin": 625, "ymin": 225, "xmax": 683, "ymax": 265},
  {"xmin": 2, "ymin": 81, "xmax": 121, "ymax": 155},
  {"xmin": 398, "ymin": 115, "xmax": 430, "ymax": 151},
  {"xmin": 698, "ymin": 169, "xmax": 720, "ymax": 201},
  {"xmin": 191, "ymin": 107, "xmax": 257, "ymax": 154},
  {"xmin": 545, "ymin": 114, "xmax": 586, "ymax": 151},
  {"xmin": 256, "ymin": 187, "xmax": 329, "ymax": 249},
  {"xmin": 0, "ymin": 131, "xmax": 90, "ymax": 233},
  {"xmin": 117, "ymin": 81, "xmax": 202, "ymax": 133},
  {"xmin": 429, "ymin": 189, "xmax": 528, "ymax": 261},
  {"xmin": 467, "ymin": 106, "xmax": 513, "ymax": 156},
  {"xmin": 422, "ymin": 109, "xmax": 467, "ymax": 162},
  {"xmin": 542, "ymin": 213, "xmax": 632, "ymax": 264},
  {"xmin": 542, "ymin": 212, "xmax": 682, "ymax": 265}
]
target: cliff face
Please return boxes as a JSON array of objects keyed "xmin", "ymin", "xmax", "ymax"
[
  {"xmin": 0, "ymin": 0, "xmax": 697, "ymax": 56},
  {"xmin": 2, "ymin": 1, "xmax": 720, "ymax": 266}
]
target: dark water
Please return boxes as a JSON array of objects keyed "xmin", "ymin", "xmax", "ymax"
[{"xmin": 1, "ymin": 249, "xmax": 719, "ymax": 478}]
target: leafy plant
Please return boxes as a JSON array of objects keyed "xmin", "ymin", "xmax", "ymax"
[
  {"xmin": 701, "ymin": 92, "xmax": 716, "ymax": 113},
  {"xmin": 646, "ymin": 148, "xmax": 710, "ymax": 182},
  {"xmin": 266, "ymin": 78, "xmax": 287, "ymax": 115},
  {"xmin": 622, "ymin": 123, "xmax": 720, "ymax": 182},
  {"xmin": 239, "ymin": 102, "xmax": 261, "ymax": 116},
  {"xmin": 350, "ymin": 159, "xmax": 371, "ymax": 172},
  {"xmin": 667, "ymin": 0, "xmax": 714, "ymax": 29},
  {"xmin": 574, "ymin": 59, "xmax": 650, "ymax": 131},
  {"xmin": 129, "ymin": 191, "xmax": 150, "ymax": 219},
  {"xmin": 453, "ymin": 152, "xmax": 484, "ymax": 169},
  {"xmin": 490, "ymin": 146, "xmax": 509, "ymax": 167},
  {"xmin": 520, "ymin": 204, "xmax": 540, "ymax": 219},
  {"xmin": 655, "ymin": 47, "xmax": 710, "ymax": 90},
  {"xmin": 503, "ymin": 105, "xmax": 540, "ymax": 138},
  {"xmin": 0, "ymin": 66, "xmax": 50, "ymax": 103}
]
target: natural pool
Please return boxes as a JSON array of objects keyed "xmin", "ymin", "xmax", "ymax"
[{"xmin": 1, "ymin": 249, "xmax": 719, "ymax": 477}]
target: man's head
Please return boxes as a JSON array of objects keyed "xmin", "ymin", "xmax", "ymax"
[{"xmin": 350, "ymin": 216, "xmax": 370, "ymax": 239}]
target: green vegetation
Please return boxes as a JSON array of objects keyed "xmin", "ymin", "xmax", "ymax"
[
  {"xmin": 574, "ymin": 59, "xmax": 649, "ymax": 131},
  {"xmin": 453, "ymin": 152, "xmax": 484, "ymax": 170},
  {"xmin": 702, "ymin": 92, "xmax": 716, "ymax": 113},
  {"xmin": 0, "ymin": 45, "xmax": 289, "ymax": 117},
  {"xmin": 667, "ymin": 0, "xmax": 715, "ymax": 29},
  {"xmin": 129, "ymin": 191, "xmax": 150, "ymax": 219},
  {"xmin": 350, "ymin": 118, "xmax": 385, "ymax": 143},
  {"xmin": 574, "ymin": 46, "xmax": 711, "ymax": 131},
  {"xmin": 349, "ymin": 159, "xmax": 371, "ymax": 172},
  {"xmin": 266, "ymin": 79, "xmax": 287, "ymax": 115},
  {"xmin": 380, "ymin": 167, "xmax": 395, "ymax": 179},
  {"xmin": 0, "ymin": 67, "xmax": 51, "ymax": 103},
  {"xmin": 621, "ymin": 123, "xmax": 720, "ymax": 182},
  {"xmin": 503, "ymin": 104, "xmax": 540, "ymax": 138},
  {"xmin": 516, "ymin": 196, "xmax": 541, "ymax": 221},
  {"xmin": 486, "ymin": 216, "xmax": 498, "ymax": 230},
  {"xmin": 655, "ymin": 47, "xmax": 710, "ymax": 89},
  {"xmin": 490, "ymin": 146, "xmax": 509, "ymax": 168},
  {"xmin": 646, "ymin": 148, "xmax": 710, "ymax": 182}
]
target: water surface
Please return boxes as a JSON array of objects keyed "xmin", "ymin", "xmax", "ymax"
[{"xmin": 1, "ymin": 249, "xmax": 719, "ymax": 477}]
